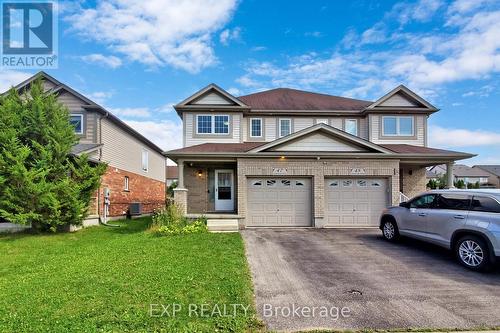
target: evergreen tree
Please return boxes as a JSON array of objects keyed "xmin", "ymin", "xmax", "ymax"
[{"xmin": 0, "ymin": 79, "xmax": 106, "ymax": 231}]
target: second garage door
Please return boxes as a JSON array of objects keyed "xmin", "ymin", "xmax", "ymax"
[
  {"xmin": 246, "ymin": 178, "xmax": 312, "ymax": 227},
  {"xmin": 324, "ymin": 178, "xmax": 388, "ymax": 227}
]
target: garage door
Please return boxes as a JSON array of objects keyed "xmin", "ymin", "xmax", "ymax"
[
  {"xmin": 247, "ymin": 178, "xmax": 312, "ymax": 227},
  {"xmin": 324, "ymin": 178, "xmax": 388, "ymax": 227}
]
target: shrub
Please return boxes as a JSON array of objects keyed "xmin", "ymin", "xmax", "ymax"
[{"xmin": 149, "ymin": 204, "xmax": 207, "ymax": 236}]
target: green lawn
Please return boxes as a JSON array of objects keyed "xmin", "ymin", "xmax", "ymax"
[{"xmin": 0, "ymin": 218, "xmax": 262, "ymax": 332}]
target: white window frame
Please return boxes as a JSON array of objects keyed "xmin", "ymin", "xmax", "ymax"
[
  {"xmin": 279, "ymin": 118, "xmax": 292, "ymax": 138},
  {"xmin": 344, "ymin": 119, "xmax": 358, "ymax": 136},
  {"xmin": 382, "ymin": 116, "xmax": 414, "ymax": 136},
  {"xmin": 124, "ymin": 176, "xmax": 129, "ymax": 191},
  {"xmin": 70, "ymin": 114, "xmax": 84, "ymax": 135},
  {"xmin": 196, "ymin": 114, "xmax": 230, "ymax": 135},
  {"xmin": 316, "ymin": 119, "xmax": 329, "ymax": 125},
  {"xmin": 141, "ymin": 149, "xmax": 149, "ymax": 172},
  {"xmin": 250, "ymin": 118, "xmax": 263, "ymax": 138}
]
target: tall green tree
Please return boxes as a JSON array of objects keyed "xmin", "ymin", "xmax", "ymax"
[{"xmin": 0, "ymin": 79, "xmax": 106, "ymax": 231}]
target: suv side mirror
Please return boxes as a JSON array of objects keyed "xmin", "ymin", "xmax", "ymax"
[{"xmin": 399, "ymin": 201, "xmax": 410, "ymax": 208}]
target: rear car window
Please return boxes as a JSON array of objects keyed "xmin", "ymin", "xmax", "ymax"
[
  {"xmin": 471, "ymin": 196, "xmax": 500, "ymax": 213},
  {"xmin": 436, "ymin": 194, "xmax": 471, "ymax": 210}
]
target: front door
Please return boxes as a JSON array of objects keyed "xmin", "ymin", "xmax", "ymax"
[{"xmin": 215, "ymin": 170, "xmax": 234, "ymax": 211}]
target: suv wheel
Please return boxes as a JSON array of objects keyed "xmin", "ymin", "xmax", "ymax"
[
  {"xmin": 456, "ymin": 236, "xmax": 491, "ymax": 271},
  {"xmin": 382, "ymin": 219, "xmax": 399, "ymax": 241}
]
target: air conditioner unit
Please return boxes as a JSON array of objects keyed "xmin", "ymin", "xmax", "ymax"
[{"xmin": 129, "ymin": 202, "xmax": 142, "ymax": 216}]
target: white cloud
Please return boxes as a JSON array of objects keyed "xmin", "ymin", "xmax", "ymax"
[
  {"xmin": 236, "ymin": 2, "xmax": 500, "ymax": 100},
  {"xmin": 219, "ymin": 27, "xmax": 241, "ymax": 45},
  {"xmin": 66, "ymin": 0, "xmax": 238, "ymax": 73},
  {"xmin": 251, "ymin": 46, "xmax": 267, "ymax": 51},
  {"xmin": 156, "ymin": 103, "xmax": 176, "ymax": 113},
  {"xmin": 80, "ymin": 54, "xmax": 123, "ymax": 68},
  {"xmin": 304, "ymin": 31, "xmax": 323, "ymax": 38},
  {"xmin": 125, "ymin": 120, "xmax": 182, "ymax": 151},
  {"xmin": 0, "ymin": 70, "xmax": 31, "ymax": 93},
  {"xmin": 461, "ymin": 84, "xmax": 494, "ymax": 97},
  {"xmin": 429, "ymin": 125, "xmax": 500, "ymax": 148},
  {"xmin": 87, "ymin": 91, "xmax": 114, "ymax": 104},
  {"xmin": 108, "ymin": 107, "xmax": 151, "ymax": 118}
]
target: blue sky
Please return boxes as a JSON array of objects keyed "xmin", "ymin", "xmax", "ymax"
[{"xmin": 2, "ymin": 0, "xmax": 499, "ymax": 165}]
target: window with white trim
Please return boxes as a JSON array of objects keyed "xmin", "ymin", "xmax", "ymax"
[
  {"xmin": 141, "ymin": 149, "xmax": 149, "ymax": 172},
  {"xmin": 345, "ymin": 119, "xmax": 358, "ymax": 136},
  {"xmin": 70, "ymin": 114, "xmax": 83, "ymax": 134},
  {"xmin": 250, "ymin": 118, "xmax": 262, "ymax": 137},
  {"xmin": 124, "ymin": 176, "xmax": 129, "ymax": 191},
  {"xmin": 196, "ymin": 115, "xmax": 230, "ymax": 134},
  {"xmin": 382, "ymin": 116, "xmax": 414, "ymax": 136},
  {"xmin": 316, "ymin": 119, "xmax": 329, "ymax": 125},
  {"xmin": 279, "ymin": 118, "xmax": 291, "ymax": 137}
]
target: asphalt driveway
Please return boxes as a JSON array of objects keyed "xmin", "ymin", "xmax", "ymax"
[{"xmin": 242, "ymin": 229, "xmax": 500, "ymax": 332}]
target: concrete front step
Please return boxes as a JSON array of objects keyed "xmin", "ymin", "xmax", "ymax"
[{"xmin": 207, "ymin": 219, "xmax": 239, "ymax": 233}]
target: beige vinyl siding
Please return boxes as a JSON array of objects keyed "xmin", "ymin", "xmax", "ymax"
[
  {"xmin": 294, "ymin": 118, "xmax": 314, "ymax": 131},
  {"xmin": 359, "ymin": 118, "xmax": 368, "ymax": 139},
  {"xmin": 379, "ymin": 93, "xmax": 418, "ymax": 107},
  {"xmin": 184, "ymin": 112, "xmax": 241, "ymax": 147},
  {"xmin": 370, "ymin": 114, "xmax": 426, "ymax": 146},
  {"xmin": 242, "ymin": 116, "xmax": 248, "ymax": 141},
  {"xmin": 272, "ymin": 133, "xmax": 366, "ymax": 152},
  {"xmin": 330, "ymin": 118, "xmax": 343, "ymax": 130},
  {"xmin": 57, "ymin": 91, "xmax": 98, "ymax": 144},
  {"xmin": 192, "ymin": 92, "xmax": 232, "ymax": 105},
  {"xmin": 42, "ymin": 80, "xmax": 57, "ymax": 90},
  {"xmin": 100, "ymin": 118, "xmax": 165, "ymax": 182},
  {"xmin": 264, "ymin": 117, "xmax": 276, "ymax": 142}
]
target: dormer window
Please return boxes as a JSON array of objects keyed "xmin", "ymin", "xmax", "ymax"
[
  {"xmin": 382, "ymin": 116, "xmax": 414, "ymax": 136},
  {"xmin": 279, "ymin": 118, "xmax": 291, "ymax": 137},
  {"xmin": 70, "ymin": 114, "xmax": 83, "ymax": 134},
  {"xmin": 196, "ymin": 115, "xmax": 230, "ymax": 135}
]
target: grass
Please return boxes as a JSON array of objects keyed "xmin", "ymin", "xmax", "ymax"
[{"xmin": 0, "ymin": 218, "xmax": 262, "ymax": 332}]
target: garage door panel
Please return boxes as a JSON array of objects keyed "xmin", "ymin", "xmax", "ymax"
[
  {"xmin": 325, "ymin": 178, "xmax": 388, "ymax": 227},
  {"xmin": 247, "ymin": 178, "xmax": 312, "ymax": 227}
]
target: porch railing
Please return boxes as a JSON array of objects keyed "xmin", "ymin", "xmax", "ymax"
[{"xmin": 399, "ymin": 192, "xmax": 410, "ymax": 203}]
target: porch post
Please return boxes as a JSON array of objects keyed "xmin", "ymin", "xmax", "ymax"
[
  {"xmin": 173, "ymin": 159, "xmax": 188, "ymax": 214},
  {"xmin": 446, "ymin": 161, "xmax": 455, "ymax": 189}
]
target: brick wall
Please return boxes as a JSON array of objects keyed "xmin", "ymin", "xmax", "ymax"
[
  {"xmin": 237, "ymin": 158, "xmax": 400, "ymax": 227},
  {"xmin": 99, "ymin": 166, "xmax": 165, "ymax": 217},
  {"xmin": 400, "ymin": 166, "xmax": 427, "ymax": 199},
  {"xmin": 184, "ymin": 165, "xmax": 208, "ymax": 213}
]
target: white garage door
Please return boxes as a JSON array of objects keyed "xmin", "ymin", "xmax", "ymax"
[
  {"xmin": 324, "ymin": 178, "xmax": 388, "ymax": 227},
  {"xmin": 247, "ymin": 178, "xmax": 312, "ymax": 227}
]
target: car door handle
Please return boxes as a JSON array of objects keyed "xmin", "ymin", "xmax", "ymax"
[
  {"xmin": 418, "ymin": 213, "xmax": 427, "ymax": 217},
  {"xmin": 454, "ymin": 215, "xmax": 465, "ymax": 220}
]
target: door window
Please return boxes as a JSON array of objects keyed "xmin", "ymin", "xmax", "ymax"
[
  {"xmin": 471, "ymin": 196, "xmax": 500, "ymax": 213},
  {"xmin": 435, "ymin": 193, "xmax": 471, "ymax": 210},
  {"xmin": 410, "ymin": 194, "xmax": 437, "ymax": 209},
  {"xmin": 217, "ymin": 172, "xmax": 231, "ymax": 200}
]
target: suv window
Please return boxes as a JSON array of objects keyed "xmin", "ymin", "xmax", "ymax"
[
  {"xmin": 471, "ymin": 196, "xmax": 500, "ymax": 213},
  {"xmin": 436, "ymin": 193, "xmax": 471, "ymax": 210},
  {"xmin": 410, "ymin": 194, "xmax": 436, "ymax": 209}
]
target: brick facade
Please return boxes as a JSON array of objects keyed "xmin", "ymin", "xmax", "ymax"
[
  {"xmin": 400, "ymin": 166, "xmax": 427, "ymax": 199},
  {"xmin": 237, "ymin": 158, "xmax": 400, "ymax": 227},
  {"xmin": 98, "ymin": 166, "xmax": 165, "ymax": 217}
]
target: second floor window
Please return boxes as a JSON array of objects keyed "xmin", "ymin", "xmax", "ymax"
[
  {"xmin": 196, "ymin": 115, "xmax": 229, "ymax": 134},
  {"xmin": 279, "ymin": 118, "xmax": 291, "ymax": 137},
  {"xmin": 141, "ymin": 149, "xmax": 149, "ymax": 172},
  {"xmin": 70, "ymin": 114, "xmax": 83, "ymax": 134},
  {"xmin": 383, "ymin": 116, "xmax": 414, "ymax": 136},
  {"xmin": 345, "ymin": 119, "xmax": 358, "ymax": 136},
  {"xmin": 250, "ymin": 118, "xmax": 262, "ymax": 137}
]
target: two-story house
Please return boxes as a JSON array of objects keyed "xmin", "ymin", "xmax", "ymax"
[
  {"xmin": 11, "ymin": 72, "xmax": 166, "ymax": 225},
  {"xmin": 166, "ymin": 84, "xmax": 474, "ymax": 229}
]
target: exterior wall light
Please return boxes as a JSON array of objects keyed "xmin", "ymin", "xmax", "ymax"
[{"xmin": 197, "ymin": 170, "xmax": 203, "ymax": 177}]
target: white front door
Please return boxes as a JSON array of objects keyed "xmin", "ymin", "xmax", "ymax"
[{"xmin": 215, "ymin": 170, "xmax": 234, "ymax": 211}]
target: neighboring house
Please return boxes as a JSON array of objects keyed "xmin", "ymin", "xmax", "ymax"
[
  {"xmin": 166, "ymin": 84, "xmax": 474, "ymax": 228},
  {"xmin": 427, "ymin": 164, "xmax": 491, "ymax": 187},
  {"xmin": 10, "ymin": 72, "xmax": 166, "ymax": 224},
  {"xmin": 473, "ymin": 165, "xmax": 500, "ymax": 188},
  {"xmin": 166, "ymin": 166, "xmax": 179, "ymax": 186}
]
